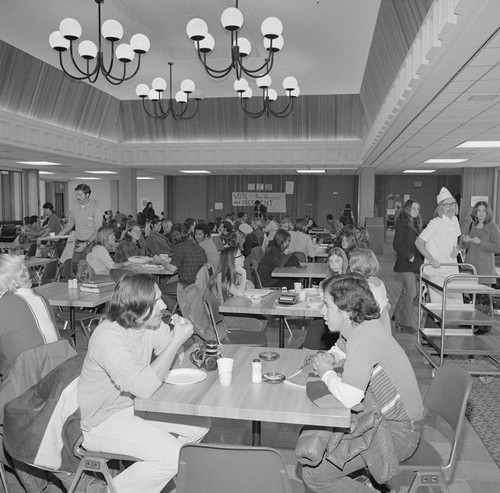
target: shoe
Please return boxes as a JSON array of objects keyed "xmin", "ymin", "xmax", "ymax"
[
  {"xmin": 400, "ymin": 325, "xmax": 416, "ymax": 333},
  {"xmin": 473, "ymin": 326, "xmax": 491, "ymax": 335}
]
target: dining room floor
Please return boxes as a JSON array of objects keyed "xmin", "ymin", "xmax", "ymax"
[{"xmin": 63, "ymin": 232, "xmax": 500, "ymax": 492}]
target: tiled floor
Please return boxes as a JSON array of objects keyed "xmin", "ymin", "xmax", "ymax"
[{"xmin": 19, "ymin": 235, "xmax": 500, "ymax": 493}]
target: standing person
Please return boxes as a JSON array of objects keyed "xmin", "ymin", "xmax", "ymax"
[
  {"xmin": 301, "ymin": 274, "xmax": 422, "ymax": 493},
  {"xmin": 393, "ymin": 200, "xmax": 424, "ymax": 332},
  {"xmin": 86, "ymin": 227, "xmax": 129, "ymax": 276},
  {"xmin": 78, "ymin": 273, "xmax": 210, "ymax": 493},
  {"xmin": 114, "ymin": 221, "xmax": 147, "ymax": 263},
  {"xmin": 142, "ymin": 202, "xmax": 156, "ymax": 223},
  {"xmin": 253, "ymin": 200, "xmax": 267, "ymax": 219},
  {"xmin": 339, "ymin": 203, "xmax": 355, "ymax": 226},
  {"xmin": 37, "ymin": 202, "xmax": 62, "ymax": 242},
  {"xmin": 415, "ymin": 187, "xmax": 462, "ymax": 305},
  {"xmin": 58, "ymin": 184, "xmax": 102, "ymax": 269}
]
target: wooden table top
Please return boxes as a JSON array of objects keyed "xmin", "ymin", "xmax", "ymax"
[
  {"xmin": 218, "ymin": 290, "xmax": 323, "ymax": 318},
  {"xmin": 134, "ymin": 345, "xmax": 350, "ymax": 428},
  {"xmin": 272, "ymin": 263, "xmax": 328, "ymax": 279},
  {"xmin": 39, "ymin": 235, "xmax": 71, "ymax": 242},
  {"xmin": 25, "ymin": 257, "xmax": 57, "ymax": 268},
  {"xmin": 34, "ymin": 282, "xmax": 113, "ymax": 307},
  {"xmin": 126, "ymin": 263, "xmax": 173, "ymax": 276}
]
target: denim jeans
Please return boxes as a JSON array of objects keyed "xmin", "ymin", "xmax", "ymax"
[{"xmin": 394, "ymin": 272, "xmax": 418, "ymax": 327}]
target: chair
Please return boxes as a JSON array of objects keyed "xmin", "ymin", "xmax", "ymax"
[
  {"xmin": 176, "ymin": 443, "xmax": 304, "ymax": 493},
  {"xmin": 31, "ymin": 259, "xmax": 59, "ymax": 286},
  {"xmin": 56, "ymin": 309, "xmax": 104, "ymax": 339},
  {"xmin": 109, "ymin": 268, "xmax": 131, "ymax": 282},
  {"xmin": 204, "ymin": 291, "xmax": 267, "ymax": 347},
  {"xmin": 57, "ymin": 258, "xmax": 73, "ymax": 281},
  {"xmin": 399, "ymin": 365, "xmax": 472, "ymax": 493},
  {"xmin": 67, "ymin": 437, "xmax": 141, "ymax": 493}
]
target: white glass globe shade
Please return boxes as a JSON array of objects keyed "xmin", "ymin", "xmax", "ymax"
[
  {"xmin": 233, "ymin": 78, "xmax": 249, "ymax": 93},
  {"xmin": 175, "ymin": 91, "xmax": 188, "ymax": 104},
  {"xmin": 261, "ymin": 17, "xmax": 283, "ymax": 39},
  {"xmin": 242, "ymin": 87, "xmax": 253, "ymax": 100},
  {"xmin": 116, "ymin": 44, "xmax": 134, "ymax": 62},
  {"xmin": 290, "ymin": 86, "xmax": 300, "ymax": 98},
  {"xmin": 193, "ymin": 89, "xmax": 205, "ymax": 101},
  {"xmin": 198, "ymin": 33, "xmax": 215, "ymax": 53},
  {"xmin": 136, "ymin": 84, "xmax": 149, "ymax": 98},
  {"xmin": 267, "ymin": 88, "xmax": 278, "ymax": 101},
  {"xmin": 236, "ymin": 37, "xmax": 251, "ymax": 57},
  {"xmin": 264, "ymin": 35, "xmax": 284, "ymax": 53},
  {"xmin": 152, "ymin": 77, "xmax": 167, "ymax": 92},
  {"xmin": 59, "ymin": 18, "xmax": 82, "ymax": 41},
  {"xmin": 130, "ymin": 34, "xmax": 150, "ymax": 54},
  {"xmin": 149, "ymin": 89, "xmax": 160, "ymax": 101},
  {"xmin": 49, "ymin": 31, "xmax": 70, "ymax": 51},
  {"xmin": 283, "ymin": 76, "xmax": 298, "ymax": 91},
  {"xmin": 78, "ymin": 40, "xmax": 98, "ymax": 60},
  {"xmin": 102, "ymin": 19, "xmax": 123, "ymax": 42},
  {"xmin": 221, "ymin": 8, "xmax": 243, "ymax": 31},
  {"xmin": 256, "ymin": 75, "xmax": 272, "ymax": 89},
  {"xmin": 180, "ymin": 79, "xmax": 195, "ymax": 94},
  {"xmin": 186, "ymin": 18, "xmax": 208, "ymax": 41}
]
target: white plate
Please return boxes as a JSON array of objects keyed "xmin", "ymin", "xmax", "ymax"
[
  {"xmin": 128, "ymin": 256, "xmax": 151, "ymax": 264},
  {"xmin": 143, "ymin": 263, "xmax": 162, "ymax": 269},
  {"xmin": 165, "ymin": 368, "xmax": 207, "ymax": 385}
]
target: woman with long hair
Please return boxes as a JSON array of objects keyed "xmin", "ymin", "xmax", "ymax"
[
  {"xmin": 257, "ymin": 229, "xmax": 299, "ymax": 289},
  {"xmin": 86, "ymin": 227, "xmax": 130, "ymax": 275},
  {"xmin": 393, "ymin": 200, "xmax": 423, "ymax": 331},
  {"xmin": 114, "ymin": 221, "xmax": 147, "ymax": 263},
  {"xmin": 326, "ymin": 246, "xmax": 349, "ymax": 278},
  {"xmin": 340, "ymin": 232, "xmax": 358, "ymax": 257}
]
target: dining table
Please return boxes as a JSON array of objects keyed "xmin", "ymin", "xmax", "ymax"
[
  {"xmin": 218, "ymin": 290, "xmax": 322, "ymax": 348},
  {"xmin": 24, "ymin": 257, "xmax": 58, "ymax": 269},
  {"xmin": 272, "ymin": 262, "xmax": 328, "ymax": 287},
  {"xmin": 134, "ymin": 345, "xmax": 350, "ymax": 446},
  {"xmin": 34, "ymin": 281, "xmax": 113, "ymax": 340}
]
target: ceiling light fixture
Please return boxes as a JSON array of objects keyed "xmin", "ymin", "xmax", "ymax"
[
  {"xmin": 137, "ymin": 176, "xmax": 155, "ymax": 180},
  {"xmin": 296, "ymin": 169, "xmax": 325, "ymax": 174},
  {"xmin": 84, "ymin": 170, "xmax": 118, "ymax": 174},
  {"xmin": 136, "ymin": 62, "xmax": 203, "ymax": 120},
  {"xmin": 456, "ymin": 141, "xmax": 500, "ymax": 148},
  {"xmin": 49, "ymin": 0, "xmax": 150, "ymax": 85},
  {"xmin": 180, "ymin": 170, "xmax": 211, "ymax": 174},
  {"xmin": 235, "ymin": 75, "xmax": 299, "ymax": 118},
  {"xmin": 39, "ymin": 171, "xmax": 55, "ymax": 175},
  {"xmin": 186, "ymin": 0, "xmax": 286, "ymax": 81},
  {"xmin": 424, "ymin": 159, "xmax": 468, "ymax": 163},
  {"xmin": 17, "ymin": 161, "xmax": 62, "ymax": 166},
  {"xmin": 403, "ymin": 170, "xmax": 436, "ymax": 174},
  {"xmin": 75, "ymin": 177, "xmax": 102, "ymax": 180}
]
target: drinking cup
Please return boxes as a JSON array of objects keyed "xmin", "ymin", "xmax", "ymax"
[
  {"xmin": 293, "ymin": 282, "xmax": 302, "ymax": 292},
  {"xmin": 49, "ymin": 232, "xmax": 56, "ymax": 238},
  {"xmin": 298, "ymin": 290, "xmax": 306, "ymax": 302},
  {"xmin": 217, "ymin": 358, "xmax": 234, "ymax": 386}
]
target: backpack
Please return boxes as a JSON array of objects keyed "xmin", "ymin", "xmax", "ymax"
[{"xmin": 76, "ymin": 260, "xmax": 96, "ymax": 282}]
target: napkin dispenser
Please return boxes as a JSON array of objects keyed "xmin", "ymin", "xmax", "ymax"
[{"xmin": 278, "ymin": 293, "xmax": 299, "ymax": 305}]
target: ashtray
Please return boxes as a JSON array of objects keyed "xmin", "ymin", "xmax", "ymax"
[
  {"xmin": 262, "ymin": 372, "xmax": 286, "ymax": 384},
  {"xmin": 259, "ymin": 351, "xmax": 280, "ymax": 361}
]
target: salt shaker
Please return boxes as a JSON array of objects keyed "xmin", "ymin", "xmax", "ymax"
[{"xmin": 252, "ymin": 358, "xmax": 262, "ymax": 383}]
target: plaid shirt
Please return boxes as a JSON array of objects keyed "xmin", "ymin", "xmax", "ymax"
[{"xmin": 170, "ymin": 240, "xmax": 207, "ymax": 286}]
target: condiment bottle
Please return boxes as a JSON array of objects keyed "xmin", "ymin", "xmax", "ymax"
[{"xmin": 252, "ymin": 358, "xmax": 262, "ymax": 383}]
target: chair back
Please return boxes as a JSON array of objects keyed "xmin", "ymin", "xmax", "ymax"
[
  {"xmin": 109, "ymin": 268, "xmax": 130, "ymax": 283},
  {"xmin": 58, "ymin": 259, "xmax": 73, "ymax": 281},
  {"xmin": 250, "ymin": 264, "xmax": 263, "ymax": 288},
  {"xmin": 291, "ymin": 251, "xmax": 307, "ymax": 263},
  {"xmin": 423, "ymin": 364, "xmax": 472, "ymax": 467},
  {"xmin": 39, "ymin": 260, "xmax": 59, "ymax": 285},
  {"xmin": 176, "ymin": 443, "xmax": 296, "ymax": 493}
]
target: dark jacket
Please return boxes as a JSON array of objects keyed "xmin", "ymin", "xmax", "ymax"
[{"xmin": 393, "ymin": 220, "xmax": 423, "ymax": 273}]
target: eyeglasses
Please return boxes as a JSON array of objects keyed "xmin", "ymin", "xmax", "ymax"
[{"xmin": 442, "ymin": 202, "xmax": 457, "ymax": 208}]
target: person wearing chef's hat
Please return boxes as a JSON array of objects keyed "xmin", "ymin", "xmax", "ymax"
[{"xmin": 415, "ymin": 187, "xmax": 463, "ymax": 306}]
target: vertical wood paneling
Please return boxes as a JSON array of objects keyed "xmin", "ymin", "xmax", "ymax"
[{"xmin": 461, "ymin": 168, "xmax": 496, "ymax": 218}]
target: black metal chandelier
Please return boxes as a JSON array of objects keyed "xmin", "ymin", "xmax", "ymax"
[
  {"xmin": 49, "ymin": 0, "xmax": 150, "ymax": 85},
  {"xmin": 186, "ymin": 0, "xmax": 286, "ymax": 81},
  {"xmin": 235, "ymin": 75, "xmax": 299, "ymax": 118},
  {"xmin": 135, "ymin": 63, "xmax": 204, "ymax": 120}
]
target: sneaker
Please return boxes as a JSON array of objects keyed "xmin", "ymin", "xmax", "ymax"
[{"xmin": 473, "ymin": 326, "xmax": 491, "ymax": 335}]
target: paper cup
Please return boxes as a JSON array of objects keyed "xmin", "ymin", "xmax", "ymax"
[
  {"xmin": 298, "ymin": 290, "xmax": 306, "ymax": 302},
  {"xmin": 217, "ymin": 357, "xmax": 234, "ymax": 386},
  {"xmin": 293, "ymin": 282, "xmax": 303, "ymax": 292},
  {"xmin": 49, "ymin": 232, "xmax": 56, "ymax": 237}
]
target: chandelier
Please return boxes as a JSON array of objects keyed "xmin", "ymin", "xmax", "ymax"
[
  {"xmin": 135, "ymin": 63, "xmax": 204, "ymax": 120},
  {"xmin": 186, "ymin": 0, "xmax": 285, "ymax": 80},
  {"xmin": 48, "ymin": 0, "xmax": 150, "ymax": 85},
  {"xmin": 235, "ymin": 75, "xmax": 299, "ymax": 118}
]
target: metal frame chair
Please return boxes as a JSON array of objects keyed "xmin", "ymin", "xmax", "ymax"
[
  {"xmin": 176, "ymin": 443, "xmax": 304, "ymax": 493},
  {"xmin": 399, "ymin": 364, "xmax": 472, "ymax": 493}
]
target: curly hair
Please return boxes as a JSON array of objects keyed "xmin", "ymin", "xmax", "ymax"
[
  {"xmin": 107, "ymin": 273, "xmax": 158, "ymax": 329},
  {"xmin": 0, "ymin": 254, "xmax": 31, "ymax": 294},
  {"xmin": 322, "ymin": 273, "xmax": 380, "ymax": 324},
  {"xmin": 396, "ymin": 200, "xmax": 422, "ymax": 234},
  {"xmin": 348, "ymin": 248, "xmax": 380, "ymax": 278}
]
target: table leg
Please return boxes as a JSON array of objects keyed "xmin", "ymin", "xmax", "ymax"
[
  {"xmin": 70, "ymin": 306, "xmax": 76, "ymax": 346},
  {"xmin": 279, "ymin": 316, "xmax": 284, "ymax": 348},
  {"xmin": 252, "ymin": 421, "xmax": 261, "ymax": 446}
]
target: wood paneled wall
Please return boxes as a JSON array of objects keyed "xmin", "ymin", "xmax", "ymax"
[{"xmin": 461, "ymin": 167, "xmax": 498, "ymax": 219}]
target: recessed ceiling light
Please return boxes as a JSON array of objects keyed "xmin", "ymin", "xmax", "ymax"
[
  {"xmin": 424, "ymin": 159, "xmax": 468, "ymax": 164},
  {"xmin": 137, "ymin": 176, "xmax": 155, "ymax": 180},
  {"xmin": 39, "ymin": 171, "xmax": 55, "ymax": 175},
  {"xmin": 74, "ymin": 177, "xmax": 101, "ymax": 180},
  {"xmin": 84, "ymin": 171, "xmax": 118, "ymax": 175},
  {"xmin": 180, "ymin": 170, "xmax": 211, "ymax": 174},
  {"xmin": 296, "ymin": 169, "xmax": 325, "ymax": 174},
  {"xmin": 16, "ymin": 161, "xmax": 62, "ymax": 166},
  {"xmin": 403, "ymin": 170, "xmax": 436, "ymax": 174},
  {"xmin": 456, "ymin": 141, "xmax": 500, "ymax": 148}
]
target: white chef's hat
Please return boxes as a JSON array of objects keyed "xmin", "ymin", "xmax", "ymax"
[{"xmin": 436, "ymin": 187, "xmax": 453, "ymax": 204}]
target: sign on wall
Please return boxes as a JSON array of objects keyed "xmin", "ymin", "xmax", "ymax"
[{"xmin": 231, "ymin": 192, "xmax": 287, "ymax": 213}]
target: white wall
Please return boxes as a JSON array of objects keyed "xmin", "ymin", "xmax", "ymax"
[{"xmin": 137, "ymin": 179, "xmax": 164, "ymax": 216}]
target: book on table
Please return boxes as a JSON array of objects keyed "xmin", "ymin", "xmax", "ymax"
[
  {"xmin": 80, "ymin": 284, "xmax": 115, "ymax": 294},
  {"xmin": 81, "ymin": 275, "xmax": 115, "ymax": 288}
]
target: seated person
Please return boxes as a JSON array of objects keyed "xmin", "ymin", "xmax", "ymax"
[
  {"xmin": 114, "ymin": 220, "xmax": 147, "ymax": 263},
  {"xmin": 146, "ymin": 218, "xmax": 173, "ymax": 256},
  {"xmin": 288, "ymin": 218, "xmax": 316, "ymax": 259},
  {"xmin": 86, "ymin": 226, "xmax": 129, "ymax": 276},
  {"xmin": 194, "ymin": 223, "xmax": 220, "ymax": 271},
  {"xmin": 257, "ymin": 229, "xmax": 300, "ymax": 290},
  {"xmin": 302, "ymin": 274, "xmax": 422, "ymax": 492},
  {"xmin": 238, "ymin": 223, "xmax": 259, "ymax": 258},
  {"xmin": 0, "ymin": 254, "xmax": 59, "ymax": 378},
  {"xmin": 78, "ymin": 273, "xmax": 210, "ymax": 492}
]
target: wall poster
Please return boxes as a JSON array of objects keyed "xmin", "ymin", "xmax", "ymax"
[{"xmin": 232, "ymin": 192, "xmax": 286, "ymax": 213}]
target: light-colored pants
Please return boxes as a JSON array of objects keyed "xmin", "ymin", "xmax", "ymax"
[
  {"xmin": 394, "ymin": 272, "xmax": 418, "ymax": 327},
  {"xmin": 82, "ymin": 407, "xmax": 210, "ymax": 493}
]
